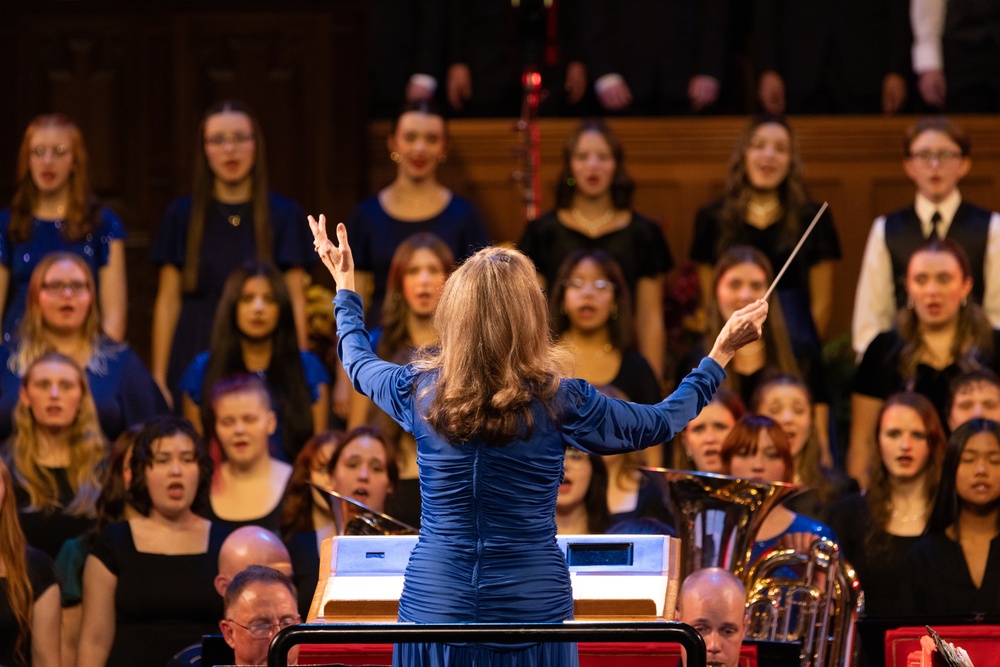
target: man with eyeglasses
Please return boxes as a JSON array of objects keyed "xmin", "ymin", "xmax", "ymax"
[
  {"xmin": 853, "ymin": 116, "xmax": 1000, "ymax": 356},
  {"xmin": 218, "ymin": 565, "xmax": 301, "ymax": 666}
]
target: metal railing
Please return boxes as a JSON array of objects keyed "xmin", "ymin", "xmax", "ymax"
[{"xmin": 268, "ymin": 621, "xmax": 707, "ymax": 667}]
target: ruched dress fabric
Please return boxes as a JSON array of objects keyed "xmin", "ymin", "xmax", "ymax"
[{"xmin": 335, "ymin": 290, "xmax": 724, "ymax": 667}]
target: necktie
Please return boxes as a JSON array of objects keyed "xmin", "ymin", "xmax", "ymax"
[{"xmin": 931, "ymin": 211, "xmax": 943, "ymax": 240}]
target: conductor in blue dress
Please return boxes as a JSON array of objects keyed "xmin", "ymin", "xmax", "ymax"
[{"xmin": 308, "ymin": 215, "xmax": 768, "ymax": 667}]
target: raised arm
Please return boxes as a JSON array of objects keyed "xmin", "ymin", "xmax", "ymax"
[{"xmin": 308, "ymin": 215, "xmax": 355, "ymax": 293}]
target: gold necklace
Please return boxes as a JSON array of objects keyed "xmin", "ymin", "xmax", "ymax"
[
  {"xmin": 571, "ymin": 208, "xmax": 615, "ymax": 236},
  {"xmin": 747, "ymin": 199, "xmax": 780, "ymax": 219},
  {"xmin": 891, "ymin": 507, "xmax": 927, "ymax": 524},
  {"xmin": 217, "ymin": 201, "xmax": 251, "ymax": 227}
]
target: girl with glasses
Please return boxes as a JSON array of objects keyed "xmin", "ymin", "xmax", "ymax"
[
  {"xmin": 0, "ymin": 254, "xmax": 166, "ymax": 443},
  {"xmin": 0, "ymin": 114, "xmax": 127, "ymax": 343}
]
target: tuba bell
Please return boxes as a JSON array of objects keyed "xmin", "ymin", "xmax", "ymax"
[
  {"xmin": 639, "ymin": 467, "xmax": 864, "ymax": 667},
  {"xmin": 311, "ymin": 483, "xmax": 418, "ymax": 536}
]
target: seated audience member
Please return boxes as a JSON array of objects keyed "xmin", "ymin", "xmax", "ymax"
[
  {"xmin": 205, "ymin": 375, "xmax": 293, "ymax": 533},
  {"xmin": 686, "ymin": 246, "xmax": 830, "ymax": 437},
  {"xmin": 855, "ymin": 117, "xmax": 1000, "ymax": 356},
  {"xmin": 675, "ymin": 567, "xmax": 747, "ymax": 667},
  {"xmin": 7, "ymin": 352, "xmax": 104, "ymax": 560},
  {"xmin": 902, "ymin": 418, "xmax": 1000, "ymax": 616},
  {"xmin": 690, "ymin": 115, "xmax": 840, "ymax": 350},
  {"xmin": 279, "ymin": 430, "xmax": 342, "ymax": 617},
  {"xmin": 673, "ymin": 388, "xmax": 745, "ymax": 472},
  {"xmin": 0, "ymin": 457, "xmax": 60, "ymax": 667},
  {"xmin": 722, "ymin": 415, "xmax": 836, "ymax": 564},
  {"xmin": 347, "ymin": 234, "xmax": 452, "ymax": 527},
  {"xmin": 556, "ymin": 448, "xmax": 611, "ymax": 535},
  {"xmin": 77, "ymin": 416, "xmax": 228, "ymax": 667},
  {"xmin": 754, "ymin": 375, "xmax": 856, "ymax": 523},
  {"xmin": 830, "ymin": 393, "xmax": 945, "ymax": 619},
  {"xmin": 0, "ymin": 253, "xmax": 165, "ymax": 442},
  {"xmin": 948, "ymin": 368, "xmax": 1000, "ymax": 431},
  {"xmin": 215, "ymin": 525, "xmax": 293, "ymax": 597},
  {"xmin": 181, "ymin": 261, "xmax": 329, "ymax": 462},
  {"xmin": 850, "ymin": 238, "xmax": 1000, "ymax": 487},
  {"xmin": 219, "ymin": 565, "xmax": 300, "ymax": 667},
  {"xmin": 519, "ymin": 118, "xmax": 673, "ymax": 381}
]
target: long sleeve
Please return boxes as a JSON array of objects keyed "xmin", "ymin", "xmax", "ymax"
[
  {"xmin": 561, "ymin": 357, "xmax": 725, "ymax": 454},
  {"xmin": 852, "ymin": 216, "xmax": 897, "ymax": 355},
  {"xmin": 911, "ymin": 0, "xmax": 946, "ymax": 73},
  {"xmin": 334, "ymin": 290, "xmax": 416, "ymax": 433},
  {"xmin": 982, "ymin": 212, "xmax": 1000, "ymax": 328}
]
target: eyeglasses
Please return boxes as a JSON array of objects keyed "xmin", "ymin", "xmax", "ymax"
[
  {"xmin": 204, "ymin": 133, "xmax": 255, "ymax": 148},
  {"xmin": 226, "ymin": 615, "xmax": 301, "ymax": 639},
  {"xmin": 909, "ymin": 149, "xmax": 963, "ymax": 165},
  {"xmin": 30, "ymin": 145, "xmax": 70, "ymax": 158},
  {"xmin": 565, "ymin": 278, "xmax": 614, "ymax": 292},
  {"xmin": 41, "ymin": 280, "xmax": 89, "ymax": 295}
]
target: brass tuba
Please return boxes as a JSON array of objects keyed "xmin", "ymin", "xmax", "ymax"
[
  {"xmin": 311, "ymin": 483, "xmax": 418, "ymax": 536},
  {"xmin": 639, "ymin": 467, "xmax": 864, "ymax": 667}
]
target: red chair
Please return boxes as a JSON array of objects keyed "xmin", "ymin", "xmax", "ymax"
[{"xmin": 885, "ymin": 625, "xmax": 1000, "ymax": 667}]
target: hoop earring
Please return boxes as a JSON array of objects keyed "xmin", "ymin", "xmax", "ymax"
[{"xmin": 390, "ymin": 151, "xmax": 402, "ymax": 163}]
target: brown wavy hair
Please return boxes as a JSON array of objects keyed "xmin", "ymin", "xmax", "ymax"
[
  {"xmin": 378, "ymin": 233, "xmax": 454, "ymax": 360},
  {"xmin": 183, "ymin": 100, "xmax": 271, "ymax": 293},
  {"xmin": 8, "ymin": 114, "xmax": 102, "ymax": 244},
  {"xmin": 0, "ymin": 457, "xmax": 33, "ymax": 663},
  {"xmin": 867, "ymin": 392, "xmax": 946, "ymax": 556},
  {"xmin": 897, "ymin": 238, "xmax": 993, "ymax": 383},
  {"xmin": 414, "ymin": 246, "xmax": 571, "ymax": 445},
  {"xmin": 12, "ymin": 252, "xmax": 105, "ymax": 376},
  {"xmin": 716, "ymin": 114, "xmax": 808, "ymax": 257},
  {"xmin": 10, "ymin": 352, "xmax": 105, "ymax": 517},
  {"xmin": 673, "ymin": 388, "xmax": 746, "ymax": 470},
  {"xmin": 279, "ymin": 429, "xmax": 343, "ymax": 540}
]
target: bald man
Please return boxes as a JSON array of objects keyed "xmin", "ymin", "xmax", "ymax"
[
  {"xmin": 215, "ymin": 526, "xmax": 293, "ymax": 596},
  {"xmin": 675, "ymin": 567, "xmax": 747, "ymax": 667}
]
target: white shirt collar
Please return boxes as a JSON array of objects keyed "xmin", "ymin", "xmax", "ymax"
[{"xmin": 914, "ymin": 189, "xmax": 962, "ymax": 238}]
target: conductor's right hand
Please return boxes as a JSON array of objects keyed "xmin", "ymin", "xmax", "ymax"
[
  {"xmin": 708, "ymin": 299, "xmax": 768, "ymax": 368},
  {"xmin": 308, "ymin": 215, "xmax": 355, "ymax": 293}
]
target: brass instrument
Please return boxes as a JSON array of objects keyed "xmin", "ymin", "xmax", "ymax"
[
  {"xmin": 639, "ymin": 467, "xmax": 864, "ymax": 667},
  {"xmin": 311, "ymin": 483, "xmax": 418, "ymax": 536},
  {"xmin": 745, "ymin": 539, "xmax": 864, "ymax": 667}
]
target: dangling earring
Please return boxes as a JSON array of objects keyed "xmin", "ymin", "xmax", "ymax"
[
  {"xmin": 961, "ymin": 296, "xmax": 968, "ymax": 307},
  {"xmin": 438, "ymin": 154, "xmax": 447, "ymax": 163},
  {"xmin": 610, "ymin": 306, "xmax": 619, "ymax": 321},
  {"xmin": 390, "ymin": 151, "xmax": 402, "ymax": 163},
  {"xmin": 393, "ymin": 292, "xmax": 402, "ymax": 302},
  {"xmin": 907, "ymin": 298, "xmax": 914, "ymax": 310},
  {"xmin": 685, "ymin": 449, "xmax": 693, "ymax": 460}
]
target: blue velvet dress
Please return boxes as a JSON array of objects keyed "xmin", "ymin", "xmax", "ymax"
[
  {"xmin": 0, "ymin": 207, "xmax": 126, "ymax": 342},
  {"xmin": 335, "ymin": 290, "xmax": 724, "ymax": 667}
]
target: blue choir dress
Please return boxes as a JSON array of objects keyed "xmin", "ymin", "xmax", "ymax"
[
  {"xmin": 151, "ymin": 193, "xmax": 315, "ymax": 405},
  {"xmin": 335, "ymin": 290, "xmax": 723, "ymax": 666},
  {"xmin": 0, "ymin": 207, "xmax": 126, "ymax": 342}
]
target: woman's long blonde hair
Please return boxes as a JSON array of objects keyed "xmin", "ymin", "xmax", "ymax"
[
  {"xmin": 10, "ymin": 352, "xmax": 106, "ymax": 516},
  {"xmin": 12, "ymin": 252, "xmax": 105, "ymax": 376},
  {"xmin": 0, "ymin": 457, "xmax": 33, "ymax": 664},
  {"xmin": 415, "ymin": 246, "xmax": 570, "ymax": 445}
]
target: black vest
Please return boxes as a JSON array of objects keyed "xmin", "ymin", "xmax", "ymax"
[{"xmin": 884, "ymin": 202, "xmax": 991, "ymax": 310}]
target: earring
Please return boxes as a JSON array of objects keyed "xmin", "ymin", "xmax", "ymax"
[
  {"xmin": 962, "ymin": 296, "xmax": 968, "ymax": 307},
  {"xmin": 907, "ymin": 298, "xmax": 914, "ymax": 310},
  {"xmin": 390, "ymin": 151, "xmax": 402, "ymax": 163},
  {"xmin": 393, "ymin": 292, "xmax": 402, "ymax": 302},
  {"xmin": 610, "ymin": 306, "xmax": 619, "ymax": 321},
  {"xmin": 685, "ymin": 449, "xmax": 693, "ymax": 460},
  {"xmin": 438, "ymin": 154, "xmax": 447, "ymax": 163},
  {"xmin": 560, "ymin": 304, "xmax": 567, "ymax": 314}
]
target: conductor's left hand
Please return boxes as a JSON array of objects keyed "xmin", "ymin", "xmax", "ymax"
[{"xmin": 308, "ymin": 215, "xmax": 355, "ymax": 293}]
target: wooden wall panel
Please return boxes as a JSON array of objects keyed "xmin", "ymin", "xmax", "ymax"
[{"xmin": 367, "ymin": 116, "xmax": 1000, "ymax": 340}]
